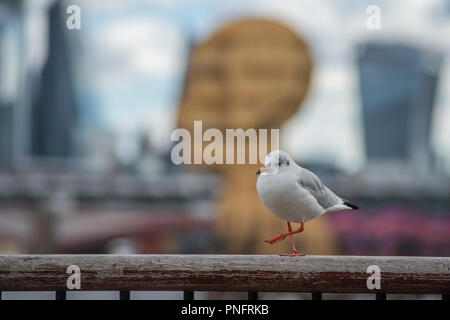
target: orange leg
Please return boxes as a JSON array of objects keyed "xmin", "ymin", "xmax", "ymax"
[
  {"xmin": 264, "ymin": 221, "xmax": 304, "ymax": 252},
  {"xmin": 280, "ymin": 222, "xmax": 305, "ymax": 256}
]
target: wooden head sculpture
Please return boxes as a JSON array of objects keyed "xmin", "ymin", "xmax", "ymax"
[{"xmin": 177, "ymin": 19, "xmax": 332, "ymax": 253}]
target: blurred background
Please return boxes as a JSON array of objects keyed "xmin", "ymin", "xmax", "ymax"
[{"xmin": 0, "ymin": 0, "xmax": 449, "ymax": 299}]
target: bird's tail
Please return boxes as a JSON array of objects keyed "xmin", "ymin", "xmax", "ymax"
[{"xmin": 343, "ymin": 200, "xmax": 359, "ymax": 210}]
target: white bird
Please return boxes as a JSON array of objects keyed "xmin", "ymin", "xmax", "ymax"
[{"xmin": 256, "ymin": 150, "xmax": 358, "ymax": 256}]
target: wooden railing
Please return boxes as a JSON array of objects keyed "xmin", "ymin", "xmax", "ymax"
[{"xmin": 0, "ymin": 255, "xmax": 449, "ymax": 300}]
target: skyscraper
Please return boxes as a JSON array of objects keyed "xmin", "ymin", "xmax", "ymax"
[
  {"xmin": 31, "ymin": 1, "xmax": 78, "ymax": 159},
  {"xmin": 0, "ymin": 0, "xmax": 23, "ymax": 166},
  {"xmin": 357, "ymin": 42, "xmax": 442, "ymax": 172}
]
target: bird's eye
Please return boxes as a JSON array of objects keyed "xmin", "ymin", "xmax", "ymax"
[{"xmin": 279, "ymin": 161, "xmax": 282, "ymax": 166}]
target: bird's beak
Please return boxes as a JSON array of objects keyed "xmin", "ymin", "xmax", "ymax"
[{"xmin": 256, "ymin": 167, "xmax": 269, "ymax": 175}]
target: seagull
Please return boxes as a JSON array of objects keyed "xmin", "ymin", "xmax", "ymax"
[{"xmin": 256, "ymin": 150, "xmax": 358, "ymax": 256}]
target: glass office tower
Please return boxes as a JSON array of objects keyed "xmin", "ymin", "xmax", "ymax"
[{"xmin": 357, "ymin": 42, "xmax": 442, "ymax": 172}]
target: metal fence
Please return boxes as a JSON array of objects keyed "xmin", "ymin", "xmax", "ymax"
[{"xmin": 0, "ymin": 255, "xmax": 449, "ymax": 300}]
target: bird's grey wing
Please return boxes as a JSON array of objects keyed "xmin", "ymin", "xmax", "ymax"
[{"xmin": 296, "ymin": 168, "xmax": 342, "ymax": 210}]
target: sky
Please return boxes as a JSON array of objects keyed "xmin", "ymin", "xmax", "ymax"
[{"xmin": 24, "ymin": 0, "xmax": 450, "ymax": 172}]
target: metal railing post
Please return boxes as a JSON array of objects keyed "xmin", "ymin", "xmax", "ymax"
[
  {"xmin": 120, "ymin": 291, "xmax": 130, "ymax": 300},
  {"xmin": 184, "ymin": 291, "xmax": 194, "ymax": 300},
  {"xmin": 248, "ymin": 291, "xmax": 258, "ymax": 300},
  {"xmin": 55, "ymin": 291, "xmax": 66, "ymax": 300},
  {"xmin": 312, "ymin": 292, "xmax": 322, "ymax": 300}
]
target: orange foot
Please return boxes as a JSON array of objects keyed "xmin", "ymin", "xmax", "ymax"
[
  {"xmin": 264, "ymin": 222, "xmax": 304, "ymax": 245},
  {"xmin": 264, "ymin": 233, "xmax": 286, "ymax": 245},
  {"xmin": 280, "ymin": 250, "xmax": 305, "ymax": 257}
]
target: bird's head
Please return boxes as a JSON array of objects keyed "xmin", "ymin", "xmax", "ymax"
[{"xmin": 256, "ymin": 150, "xmax": 293, "ymax": 176}]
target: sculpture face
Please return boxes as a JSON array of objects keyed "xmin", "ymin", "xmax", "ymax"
[
  {"xmin": 175, "ymin": 19, "xmax": 313, "ymax": 253},
  {"xmin": 177, "ymin": 19, "xmax": 312, "ymax": 171}
]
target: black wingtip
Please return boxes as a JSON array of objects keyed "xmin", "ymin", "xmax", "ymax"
[{"xmin": 343, "ymin": 201, "xmax": 359, "ymax": 210}]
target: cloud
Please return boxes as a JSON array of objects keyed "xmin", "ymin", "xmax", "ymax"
[
  {"xmin": 282, "ymin": 63, "xmax": 364, "ymax": 171},
  {"xmin": 77, "ymin": 0, "xmax": 178, "ymax": 12},
  {"xmin": 91, "ymin": 17, "xmax": 184, "ymax": 79},
  {"xmin": 72, "ymin": 0, "xmax": 450, "ymax": 169},
  {"xmin": 248, "ymin": 0, "xmax": 450, "ymax": 170}
]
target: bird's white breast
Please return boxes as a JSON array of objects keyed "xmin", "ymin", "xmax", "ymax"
[{"xmin": 256, "ymin": 170, "xmax": 325, "ymax": 223}]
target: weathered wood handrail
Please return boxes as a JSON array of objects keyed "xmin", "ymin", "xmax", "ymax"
[{"xmin": 0, "ymin": 255, "xmax": 449, "ymax": 294}]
